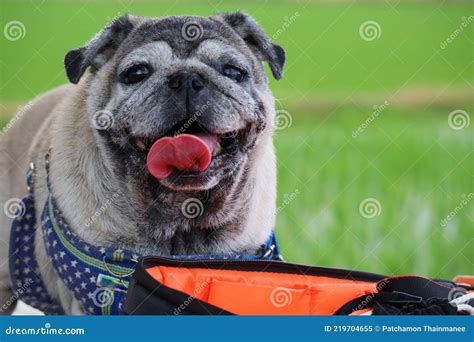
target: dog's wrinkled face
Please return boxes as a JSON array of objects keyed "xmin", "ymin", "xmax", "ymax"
[{"xmin": 65, "ymin": 13, "xmax": 284, "ymax": 198}]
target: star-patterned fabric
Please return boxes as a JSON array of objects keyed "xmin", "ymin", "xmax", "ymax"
[
  {"xmin": 10, "ymin": 191, "xmax": 140, "ymax": 315},
  {"xmin": 9, "ymin": 194, "xmax": 65, "ymax": 314}
]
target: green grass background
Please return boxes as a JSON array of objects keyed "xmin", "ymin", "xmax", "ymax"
[{"xmin": 1, "ymin": 0, "xmax": 472, "ymax": 278}]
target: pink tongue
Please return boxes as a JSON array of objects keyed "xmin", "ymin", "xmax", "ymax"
[{"xmin": 147, "ymin": 133, "xmax": 218, "ymax": 179}]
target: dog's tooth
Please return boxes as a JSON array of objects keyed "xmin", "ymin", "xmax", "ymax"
[
  {"xmin": 212, "ymin": 143, "xmax": 223, "ymax": 157},
  {"xmin": 135, "ymin": 138, "xmax": 147, "ymax": 151}
]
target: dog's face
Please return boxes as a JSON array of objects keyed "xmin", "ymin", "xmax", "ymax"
[{"xmin": 65, "ymin": 13, "xmax": 284, "ymax": 222}]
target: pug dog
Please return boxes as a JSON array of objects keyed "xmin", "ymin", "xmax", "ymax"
[{"xmin": 0, "ymin": 12, "xmax": 285, "ymax": 314}]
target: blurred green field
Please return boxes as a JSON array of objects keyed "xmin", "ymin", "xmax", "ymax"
[
  {"xmin": 1, "ymin": 0, "xmax": 472, "ymax": 278},
  {"xmin": 276, "ymin": 109, "xmax": 472, "ymax": 277},
  {"xmin": 1, "ymin": 0, "xmax": 473, "ymax": 101}
]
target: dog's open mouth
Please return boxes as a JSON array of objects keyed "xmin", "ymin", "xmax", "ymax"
[{"xmin": 128, "ymin": 121, "xmax": 252, "ymax": 189}]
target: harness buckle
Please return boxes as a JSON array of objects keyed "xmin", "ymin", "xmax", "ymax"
[
  {"xmin": 262, "ymin": 244, "xmax": 275, "ymax": 258},
  {"xmin": 101, "ymin": 254, "xmax": 137, "ymax": 279},
  {"xmin": 27, "ymin": 162, "xmax": 35, "ymax": 193}
]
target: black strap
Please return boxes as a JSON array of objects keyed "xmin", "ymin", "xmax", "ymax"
[
  {"xmin": 372, "ymin": 298, "xmax": 460, "ymax": 315},
  {"xmin": 335, "ymin": 275, "xmax": 471, "ymax": 315},
  {"xmin": 376, "ymin": 276, "xmax": 453, "ymax": 298},
  {"xmin": 334, "ymin": 291, "xmax": 422, "ymax": 315}
]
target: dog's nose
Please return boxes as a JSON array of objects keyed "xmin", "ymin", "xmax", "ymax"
[{"xmin": 168, "ymin": 72, "xmax": 205, "ymax": 93}]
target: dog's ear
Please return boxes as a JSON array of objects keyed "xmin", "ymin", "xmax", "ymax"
[
  {"xmin": 213, "ymin": 12, "xmax": 286, "ymax": 80},
  {"xmin": 64, "ymin": 14, "xmax": 142, "ymax": 84}
]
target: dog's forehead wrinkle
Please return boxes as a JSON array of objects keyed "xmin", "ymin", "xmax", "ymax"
[
  {"xmin": 119, "ymin": 41, "xmax": 173, "ymax": 70},
  {"xmin": 196, "ymin": 39, "xmax": 248, "ymax": 64},
  {"xmin": 120, "ymin": 16, "xmax": 249, "ymax": 62}
]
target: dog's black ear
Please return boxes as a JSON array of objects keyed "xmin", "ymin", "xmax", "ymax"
[
  {"xmin": 214, "ymin": 12, "xmax": 286, "ymax": 80},
  {"xmin": 64, "ymin": 14, "xmax": 141, "ymax": 84}
]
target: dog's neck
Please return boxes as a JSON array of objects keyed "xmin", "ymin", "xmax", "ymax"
[{"xmin": 49, "ymin": 97, "xmax": 276, "ymax": 256}]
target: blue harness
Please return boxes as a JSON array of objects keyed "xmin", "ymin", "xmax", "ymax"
[{"xmin": 9, "ymin": 155, "xmax": 281, "ymax": 315}]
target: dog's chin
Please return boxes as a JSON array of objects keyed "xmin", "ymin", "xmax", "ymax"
[{"xmin": 158, "ymin": 150, "xmax": 247, "ymax": 192}]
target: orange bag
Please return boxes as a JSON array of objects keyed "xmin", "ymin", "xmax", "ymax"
[{"xmin": 124, "ymin": 257, "xmax": 473, "ymax": 315}]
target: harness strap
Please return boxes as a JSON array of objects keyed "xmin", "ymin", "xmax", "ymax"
[
  {"xmin": 9, "ymin": 193, "xmax": 65, "ymax": 314},
  {"xmin": 42, "ymin": 194, "xmax": 138, "ymax": 314}
]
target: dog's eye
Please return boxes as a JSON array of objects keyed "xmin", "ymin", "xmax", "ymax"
[
  {"xmin": 222, "ymin": 65, "xmax": 246, "ymax": 82},
  {"xmin": 120, "ymin": 64, "xmax": 152, "ymax": 85}
]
